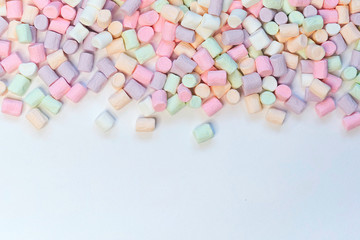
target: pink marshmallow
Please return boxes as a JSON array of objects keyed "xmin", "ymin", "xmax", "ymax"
[
  {"xmin": 202, "ymin": 97, "xmax": 223, "ymax": 117},
  {"xmin": 313, "ymin": 59, "xmax": 328, "ymax": 79},
  {"xmin": 152, "ymin": 90, "xmax": 167, "ymax": 112},
  {"xmin": 192, "ymin": 48, "xmax": 214, "ymax": 71},
  {"xmin": 343, "ymin": 112, "xmax": 360, "ymax": 131},
  {"xmin": 1, "ymin": 52, "xmax": 22, "ymax": 73},
  {"xmin": 156, "ymin": 57, "xmax": 172, "ymax": 73},
  {"xmin": 66, "ymin": 82, "xmax": 87, "ymax": 103},
  {"xmin": 207, "ymin": 70, "xmax": 227, "ymax": 86},
  {"xmin": 315, "ymin": 97, "xmax": 336, "ymax": 117},
  {"xmin": 132, "ymin": 65, "xmax": 153, "ymax": 86},
  {"xmin": 2, "ymin": 98, "xmax": 23, "ymax": 116},
  {"xmin": 275, "ymin": 85, "xmax": 292, "ymax": 101},
  {"xmin": 177, "ymin": 84, "xmax": 192, "ymax": 102},
  {"xmin": 49, "ymin": 77, "xmax": 71, "ymax": 100},
  {"xmin": 255, "ymin": 56, "xmax": 273, "ymax": 77}
]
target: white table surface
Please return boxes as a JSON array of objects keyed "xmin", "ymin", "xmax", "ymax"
[{"xmin": 0, "ymin": 3, "xmax": 360, "ymax": 239}]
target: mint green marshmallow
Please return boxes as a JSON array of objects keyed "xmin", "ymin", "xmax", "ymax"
[
  {"xmin": 260, "ymin": 91, "xmax": 276, "ymax": 105},
  {"xmin": 187, "ymin": 95, "xmax": 202, "ymax": 108},
  {"xmin": 39, "ymin": 95, "xmax": 62, "ymax": 115},
  {"xmin": 215, "ymin": 53, "xmax": 237, "ymax": 75},
  {"xmin": 263, "ymin": 0, "xmax": 283, "ymax": 10},
  {"xmin": 193, "ymin": 123, "xmax": 214, "ymax": 144},
  {"xmin": 24, "ymin": 88, "xmax": 46, "ymax": 107},
  {"xmin": 167, "ymin": 94, "xmax": 185, "ymax": 115},
  {"xmin": 342, "ymin": 66, "xmax": 358, "ymax": 81},
  {"xmin": 16, "ymin": 24, "xmax": 32, "ymax": 43},
  {"xmin": 135, "ymin": 44, "xmax": 155, "ymax": 64},
  {"xmin": 8, "ymin": 74, "xmax": 31, "ymax": 96},
  {"xmin": 289, "ymin": 11, "xmax": 304, "ymax": 25},
  {"xmin": 303, "ymin": 15, "xmax": 324, "ymax": 33},
  {"xmin": 349, "ymin": 83, "xmax": 360, "ymax": 101},
  {"xmin": 122, "ymin": 29, "xmax": 140, "ymax": 50},
  {"xmin": 327, "ymin": 56, "xmax": 342, "ymax": 72},
  {"xmin": 164, "ymin": 73, "xmax": 181, "ymax": 94},
  {"xmin": 179, "ymin": 5, "xmax": 189, "ymax": 13},
  {"xmin": 264, "ymin": 21, "xmax": 279, "ymax": 36},
  {"xmin": 228, "ymin": 70, "xmax": 243, "ymax": 89},
  {"xmin": 182, "ymin": 74, "xmax": 200, "ymax": 88},
  {"xmin": 201, "ymin": 37, "xmax": 223, "ymax": 58}
]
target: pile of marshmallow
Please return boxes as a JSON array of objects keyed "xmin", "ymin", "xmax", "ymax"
[{"xmin": 1, "ymin": 0, "xmax": 360, "ymax": 143}]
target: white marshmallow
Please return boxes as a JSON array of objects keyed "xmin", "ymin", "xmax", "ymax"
[
  {"xmin": 242, "ymin": 0, "xmax": 261, "ymax": 8},
  {"xmin": 19, "ymin": 62, "xmax": 38, "ymax": 78},
  {"xmin": 249, "ymin": 28, "xmax": 271, "ymax": 50},
  {"xmin": 69, "ymin": 23, "xmax": 89, "ymax": 43},
  {"xmin": 242, "ymin": 15, "xmax": 262, "ymax": 34},
  {"xmin": 181, "ymin": 11, "xmax": 202, "ymax": 30},
  {"xmin": 92, "ymin": 31, "xmax": 113, "ymax": 49},
  {"xmin": 301, "ymin": 74, "xmax": 314, "ymax": 88},
  {"xmin": 80, "ymin": 5, "xmax": 98, "ymax": 26},
  {"xmin": 228, "ymin": 9, "xmax": 247, "ymax": 28},
  {"xmin": 264, "ymin": 41, "xmax": 284, "ymax": 56},
  {"xmin": 95, "ymin": 110, "xmax": 116, "ymax": 132},
  {"xmin": 201, "ymin": 14, "xmax": 221, "ymax": 31},
  {"xmin": 138, "ymin": 96, "xmax": 155, "ymax": 117}
]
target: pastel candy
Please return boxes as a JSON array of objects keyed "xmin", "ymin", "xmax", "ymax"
[
  {"xmin": 57, "ymin": 61, "xmax": 79, "ymax": 84},
  {"xmin": 66, "ymin": 82, "xmax": 87, "ymax": 103},
  {"xmin": 63, "ymin": 39, "xmax": 79, "ymax": 54},
  {"xmin": 49, "ymin": 77, "xmax": 71, "ymax": 100},
  {"xmin": 202, "ymin": 97, "xmax": 223, "ymax": 116},
  {"xmin": 19, "ymin": 62, "xmax": 38, "ymax": 78},
  {"xmin": 96, "ymin": 57, "xmax": 117, "ymax": 78},
  {"xmin": 2, "ymin": 98, "xmax": 22, "ymax": 116},
  {"xmin": 193, "ymin": 123, "xmax": 214, "ymax": 143},
  {"xmin": 343, "ymin": 112, "xmax": 360, "ymax": 131},
  {"xmin": 44, "ymin": 30, "xmax": 62, "ymax": 50},
  {"xmin": 39, "ymin": 95, "xmax": 62, "ymax": 115},
  {"xmin": 78, "ymin": 52, "xmax": 94, "ymax": 72},
  {"xmin": 124, "ymin": 79, "xmax": 146, "ymax": 100},
  {"xmin": 337, "ymin": 94, "xmax": 358, "ymax": 115},
  {"xmin": 8, "ymin": 74, "xmax": 30, "ymax": 96},
  {"xmin": 315, "ymin": 97, "xmax": 336, "ymax": 117},
  {"xmin": 242, "ymin": 72, "xmax": 262, "ymax": 96},
  {"xmin": 26, "ymin": 108, "xmax": 49, "ymax": 129},
  {"xmin": 150, "ymin": 72, "xmax": 167, "ymax": 90},
  {"xmin": 87, "ymin": 71, "xmax": 108, "ymax": 93},
  {"xmin": 95, "ymin": 110, "xmax": 116, "ymax": 132},
  {"xmin": 29, "ymin": 43, "xmax": 46, "ymax": 64},
  {"xmin": 38, "ymin": 65, "xmax": 59, "ymax": 86},
  {"xmin": 285, "ymin": 95, "xmax": 306, "ymax": 114},
  {"xmin": 136, "ymin": 117, "xmax": 156, "ymax": 132},
  {"xmin": 24, "ymin": 88, "xmax": 46, "ymax": 108}
]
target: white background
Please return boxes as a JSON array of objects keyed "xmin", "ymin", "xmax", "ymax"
[{"xmin": 0, "ymin": 1, "xmax": 360, "ymax": 239}]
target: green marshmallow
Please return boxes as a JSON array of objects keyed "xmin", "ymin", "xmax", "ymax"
[
  {"xmin": 8, "ymin": 74, "xmax": 31, "ymax": 96},
  {"xmin": 201, "ymin": 37, "xmax": 223, "ymax": 58},
  {"xmin": 349, "ymin": 83, "xmax": 360, "ymax": 101},
  {"xmin": 263, "ymin": 0, "xmax": 283, "ymax": 10},
  {"xmin": 342, "ymin": 66, "xmax": 358, "ymax": 81},
  {"xmin": 215, "ymin": 53, "xmax": 237, "ymax": 75},
  {"xmin": 122, "ymin": 29, "xmax": 140, "ymax": 50},
  {"xmin": 187, "ymin": 95, "xmax": 202, "ymax": 108},
  {"xmin": 135, "ymin": 44, "xmax": 155, "ymax": 64},
  {"xmin": 248, "ymin": 46, "xmax": 263, "ymax": 59},
  {"xmin": 228, "ymin": 69, "xmax": 243, "ymax": 89},
  {"xmin": 182, "ymin": 74, "xmax": 200, "ymax": 88},
  {"xmin": 260, "ymin": 91, "xmax": 276, "ymax": 105},
  {"xmin": 193, "ymin": 123, "xmax": 214, "ymax": 144},
  {"xmin": 16, "ymin": 23, "xmax": 32, "ymax": 43},
  {"xmin": 24, "ymin": 88, "xmax": 46, "ymax": 107},
  {"xmin": 289, "ymin": 11, "xmax": 304, "ymax": 25},
  {"xmin": 167, "ymin": 94, "xmax": 185, "ymax": 115},
  {"xmin": 164, "ymin": 73, "xmax": 181, "ymax": 94},
  {"xmin": 303, "ymin": 15, "xmax": 324, "ymax": 33},
  {"xmin": 39, "ymin": 95, "xmax": 62, "ymax": 115},
  {"xmin": 152, "ymin": 0, "xmax": 169, "ymax": 12},
  {"xmin": 282, "ymin": 0, "xmax": 295, "ymax": 15},
  {"xmin": 327, "ymin": 56, "xmax": 342, "ymax": 72},
  {"xmin": 264, "ymin": 21, "xmax": 279, "ymax": 36}
]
